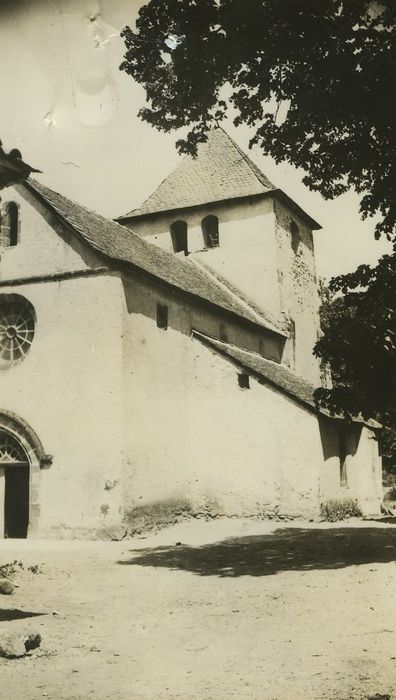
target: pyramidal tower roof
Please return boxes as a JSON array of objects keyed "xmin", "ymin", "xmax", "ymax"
[
  {"xmin": 117, "ymin": 127, "xmax": 276, "ymax": 220},
  {"xmin": 117, "ymin": 127, "xmax": 321, "ymax": 230}
]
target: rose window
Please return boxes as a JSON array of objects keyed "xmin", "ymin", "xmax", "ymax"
[{"xmin": 0, "ymin": 296, "xmax": 35, "ymax": 368}]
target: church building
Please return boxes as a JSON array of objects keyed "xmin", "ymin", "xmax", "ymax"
[{"xmin": 0, "ymin": 129, "xmax": 383, "ymax": 538}]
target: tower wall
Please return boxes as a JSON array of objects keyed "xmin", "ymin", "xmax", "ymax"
[
  {"xmin": 126, "ymin": 197, "xmax": 282, "ymax": 326},
  {"xmin": 274, "ymin": 199, "xmax": 321, "ymax": 384},
  {"xmin": 126, "ymin": 194, "xmax": 322, "ymax": 382}
]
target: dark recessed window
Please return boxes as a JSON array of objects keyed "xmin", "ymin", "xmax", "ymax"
[
  {"xmin": 238, "ymin": 373, "xmax": 250, "ymax": 389},
  {"xmin": 219, "ymin": 323, "xmax": 228, "ymax": 342},
  {"xmin": 339, "ymin": 427, "xmax": 347, "ymax": 486},
  {"xmin": 290, "ymin": 220, "xmax": 300, "ymax": 254},
  {"xmin": 170, "ymin": 220, "xmax": 188, "ymax": 255},
  {"xmin": 157, "ymin": 304, "xmax": 168, "ymax": 330},
  {"xmin": 201, "ymin": 215, "xmax": 219, "ymax": 247},
  {"xmin": 0, "ymin": 202, "xmax": 19, "ymax": 248},
  {"xmin": 259, "ymin": 338, "xmax": 265, "ymax": 356}
]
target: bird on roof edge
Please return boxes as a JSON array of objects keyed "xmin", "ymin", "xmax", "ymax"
[{"xmin": 0, "ymin": 140, "xmax": 41, "ymax": 191}]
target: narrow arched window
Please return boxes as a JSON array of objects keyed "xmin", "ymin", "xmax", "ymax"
[
  {"xmin": 201, "ymin": 215, "xmax": 219, "ymax": 248},
  {"xmin": 290, "ymin": 220, "xmax": 300, "ymax": 254},
  {"xmin": 170, "ymin": 220, "xmax": 188, "ymax": 255},
  {"xmin": 0, "ymin": 202, "xmax": 19, "ymax": 248}
]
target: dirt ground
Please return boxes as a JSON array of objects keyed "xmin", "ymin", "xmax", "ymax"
[{"xmin": 0, "ymin": 518, "xmax": 395, "ymax": 700}]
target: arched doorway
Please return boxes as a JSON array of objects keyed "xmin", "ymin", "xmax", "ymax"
[
  {"xmin": 0, "ymin": 431, "xmax": 29, "ymax": 538},
  {"xmin": 0, "ymin": 411, "xmax": 51, "ymax": 539}
]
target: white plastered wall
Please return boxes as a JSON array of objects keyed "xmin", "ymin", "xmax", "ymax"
[
  {"xmin": 126, "ymin": 197, "xmax": 282, "ymax": 321},
  {"xmin": 0, "ymin": 188, "xmax": 381, "ymax": 534},
  {"xmin": 121, "ymin": 276, "xmax": 326, "ymax": 521},
  {"xmin": 0, "ymin": 273, "xmax": 125, "ymax": 536},
  {"xmin": 318, "ymin": 419, "xmax": 382, "ymax": 517},
  {"xmin": 127, "ymin": 195, "xmax": 323, "ymax": 383},
  {"xmin": 120, "ymin": 273, "xmax": 382, "ymax": 523},
  {"xmin": 0, "ymin": 185, "xmax": 104, "ymax": 281}
]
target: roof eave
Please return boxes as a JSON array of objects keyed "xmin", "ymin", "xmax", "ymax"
[
  {"xmin": 116, "ymin": 189, "xmax": 322, "ymax": 231},
  {"xmin": 192, "ymin": 329, "xmax": 317, "ymax": 413},
  {"xmin": 193, "ymin": 331, "xmax": 379, "ymax": 429},
  {"xmin": 114, "ymin": 190, "xmax": 273, "ymax": 223},
  {"xmin": 271, "ymin": 190, "xmax": 322, "ymax": 231}
]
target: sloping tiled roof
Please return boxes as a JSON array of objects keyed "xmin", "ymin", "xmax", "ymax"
[
  {"xmin": 117, "ymin": 128, "xmax": 275, "ymax": 219},
  {"xmin": 117, "ymin": 128, "xmax": 321, "ymax": 230},
  {"xmin": 194, "ymin": 331, "xmax": 317, "ymax": 408},
  {"xmin": 192, "ymin": 257, "xmax": 287, "ymax": 333},
  {"xmin": 193, "ymin": 331, "xmax": 381, "ymax": 428},
  {"xmin": 23, "ymin": 179, "xmax": 287, "ymax": 337}
]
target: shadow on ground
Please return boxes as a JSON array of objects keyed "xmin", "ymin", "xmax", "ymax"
[
  {"xmin": 0, "ymin": 609, "xmax": 45, "ymax": 622},
  {"xmin": 119, "ymin": 526, "xmax": 396, "ymax": 577}
]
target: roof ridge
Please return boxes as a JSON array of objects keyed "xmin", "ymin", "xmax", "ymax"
[
  {"xmin": 117, "ymin": 158, "xmax": 180, "ymax": 221},
  {"xmin": 27, "ymin": 177, "xmax": 115, "ymax": 222},
  {"xmin": 216, "ymin": 126, "xmax": 274, "ymax": 190}
]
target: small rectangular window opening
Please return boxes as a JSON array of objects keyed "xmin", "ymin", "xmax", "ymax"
[
  {"xmin": 9, "ymin": 204, "xmax": 19, "ymax": 247},
  {"xmin": 290, "ymin": 220, "xmax": 300, "ymax": 254},
  {"xmin": 157, "ymin": 304, "xmax": 168, "ymax": 330},
  {"xmin": 238, "ymin": 373, "xmax": 250, "ymax": 389},
  {"xmin": 339, "ymin": 428, "xmax": 347, "ymax": 486},
  {"xmin": 219, "ymin": 323, "xmax": 228, "ymax": 342}
]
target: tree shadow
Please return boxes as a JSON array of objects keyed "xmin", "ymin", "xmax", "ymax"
[
  {"xmin": 0, "ymin": 609, "xmax": 46, "ymax": 622},
  {"xmin": 118, "ymin": 526, "xmax": 396, "ymax": 578}
]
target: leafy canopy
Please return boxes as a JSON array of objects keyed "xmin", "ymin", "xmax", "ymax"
[
  {"xmin": 315, "ymin": 260, "xmax": 396, "ymax": 425},
  {"xmin": 121, "ymin": 0, "xmax": 396, "ymax": 425},
  {"xmin": 120, "ymin": 0, "xmax": 396, "ymax": 237}
]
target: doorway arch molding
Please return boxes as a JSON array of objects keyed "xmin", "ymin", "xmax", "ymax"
[
  {"xmin": 0, "ymin": 410, "xmax": 52, "ymax": 469},
  {"xmin": 0, "ymin": 410, "xmax": 52, "ymax": 537}
]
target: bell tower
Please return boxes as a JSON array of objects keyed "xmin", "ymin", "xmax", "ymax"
[{"xmin": 117, "ymin": 128, "xmax": 322, "ymax": 383}]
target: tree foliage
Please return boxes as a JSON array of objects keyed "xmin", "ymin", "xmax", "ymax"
[
  {"xmin": 315, "ymin": 259, "xmax": 396, "ymax": 428},
  {"xmin": 121, "ymin": 0, "xmax": 396, "ymax": 434},
  {"xmin": 316, "ymin": 268, "xmax": 396, "ymax": 468},
  {"xmin": 121, "ymin": 0, "xmax": 396, "ymax": 237}
]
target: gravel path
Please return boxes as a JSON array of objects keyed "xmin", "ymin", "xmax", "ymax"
[{"xmin": 0, "ymin": 518, "xmax": 395, "ymax": 700}]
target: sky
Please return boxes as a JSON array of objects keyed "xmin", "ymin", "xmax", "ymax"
[{"xmin": 0, "ymin": 0, "xmax": 389, "ymax": 280}]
